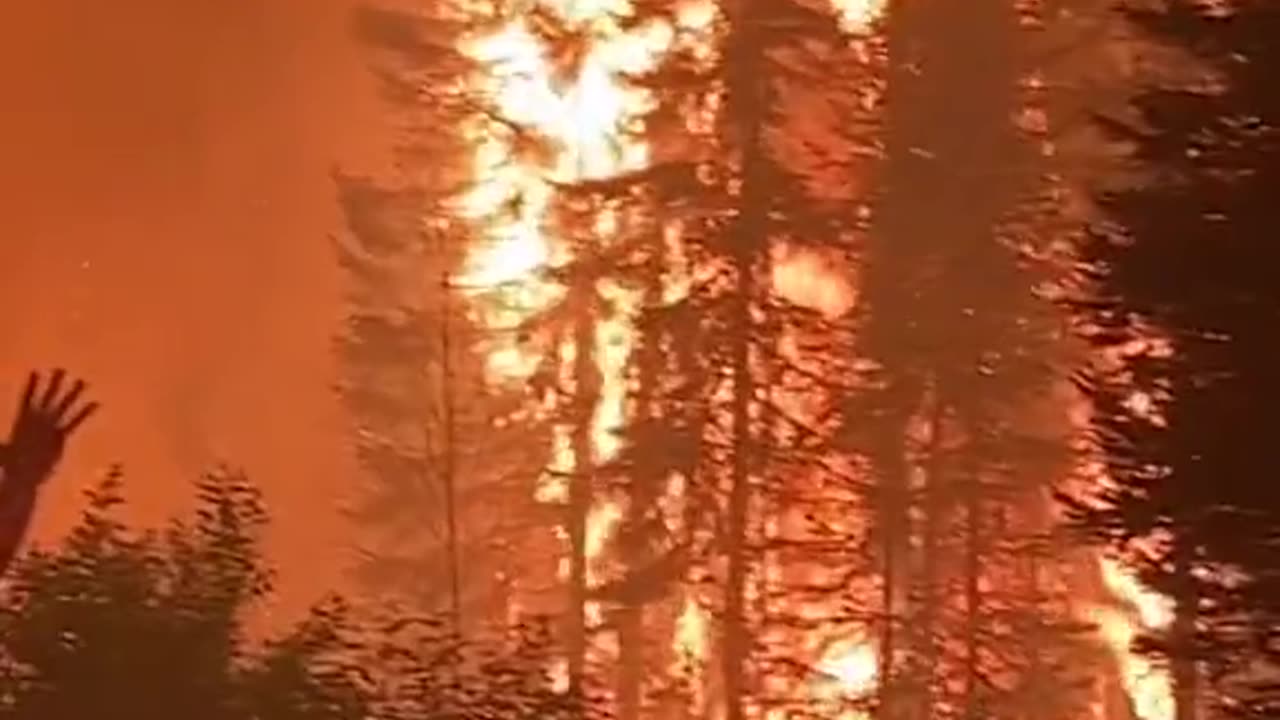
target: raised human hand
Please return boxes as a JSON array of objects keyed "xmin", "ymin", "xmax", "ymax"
[{"xmin": 1, "ymin": 370, "xmax": 98, "ymax": 490}]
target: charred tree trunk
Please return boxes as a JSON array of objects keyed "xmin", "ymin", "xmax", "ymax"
[
  {"xmin": 870, "ymin": 0, "xmax": 1028, "ymax": 717},
  {"xmin": 722, "ymin": 2, "xmax": 768, "ymax": 718},
  {"xmin": 721, "ymin": 146, "xmax": 761, "ymax": 720},
  {"xmin": 568, "ymin": 278, "xmax": 602, "ymax": 698},
  {"xmin": 962, "ymin": 468, "xmax": 982, "ymax": 719},
  {"xmin": 869, "ymin": 0, "xmax": 934, "ymax": 711},
  {"xmin": 869, "ymin": 398, "xmax": 914, "ymax": 720},
  {"xmin": 881, "ymin": 457, "xmax": 906, "ymax": 717},
  {"xmin": 433, "ymin": 191, "xmax": 463, "ymax": 639},
  {"xmin": 722, "ymin": 195, "xmax": 759, "ymax": 720},
  {"xmin": 615, "ymin": 246, "xmax": 668, "ymax": 720},
  {"xmin": 918, "ymin": 389, "xmax": 944, "ymax": 720},
  {"xmin": 616, "ymin": 587, "xmax": 644, "ymax": 720},
  {"xmin": 1171, "ymin": 541, "xmax": 1198, "ymax": 720},
  {"xmin": 440, "ymin": 264, "xmax": 463, "ymax": 639}
]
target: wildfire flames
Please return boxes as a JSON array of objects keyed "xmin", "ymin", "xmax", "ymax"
[
  {"xmin": 449, "ymin": 0, "xmax": 1175, "ymax": 717},
  {"xmin": 831, "ymin": 0, "xmax": 888, "ymax": 33},
  {"xmin": 1094, "ymin": 558, "xmax": 1176, "ymax": 720}
]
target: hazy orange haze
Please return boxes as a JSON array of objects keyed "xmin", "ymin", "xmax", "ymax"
[{"xmin": 0, "ymin": 0, "xmax": 392, "ymax": 621}]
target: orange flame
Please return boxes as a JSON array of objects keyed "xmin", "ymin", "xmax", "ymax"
[
  {"xmin": 461, "ymin": 8, "xmax": 669, "ymax": 485},
  {"xmin": 459, "ymin": 0, "xmax": 682, "ymax": 692}
]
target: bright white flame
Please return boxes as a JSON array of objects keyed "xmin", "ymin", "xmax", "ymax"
[
  {"xmin": 832, "ymin": 0, "xmax": 887, "ymax": 33},
  {"xmin": 1100, "ymin": 558, "xmax": 1175, "ymax": 630},
  {"xmin": 1094, "ymin": 558, "xmax": 1176, "ymax": 720},
  {"xmin": 808, "ymin": 639, "xmax": 877, "ymax": 720},
  {"xmin": 816, "ymin": 641, "xmax": 877, "ymax": 695},
  {"xmin": 461, "ymin": 1, "xmax": 691, "ymax": 697}
]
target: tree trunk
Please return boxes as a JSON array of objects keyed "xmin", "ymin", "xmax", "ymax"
[
  {"xmin": 568, "ymin": 283, "xmax": 602, "ymax": 697},
  {"xmin": 1172, "ymin": 541, "xmax": 1198, "ymax": 720},
  {"xmin": 722, "ymin": 1, "xmax": 767, "ymax": 717},
  {"xmin": 615, "ymin": 244, "xmax": 667, "ymax": 720},
  {"xmin": 871, "ymin": 0, "xmax": 1027, "ymax": 713},
  {"xmin": 875, "ymin": 422, "xmax": 909, "ymax": 720},
  {"xmin": 721, "ymin": 159, "xmax": 760, "ymax": 720},
  {"xmin": 869, "ymin": 1, "xmax": 935, "ymax": 713},
  {"xmin": 439, "ymin": 264, "xmax": 463, "ymax": 639},
  {"xmin": 962, "ymin": 469, "xmax": 982, "ymax": 720},
  {"xmin": 917, "ymin": 389, "xmax": 944, "ymax": 720},
  {"xmin": 617, "ymin": 605, "xmax": 643, "ymax": 720}
]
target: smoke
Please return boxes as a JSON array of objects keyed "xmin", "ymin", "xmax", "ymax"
[{"xmin": 0, "ymin": 0, "xmax": 387, "ymax": 622}]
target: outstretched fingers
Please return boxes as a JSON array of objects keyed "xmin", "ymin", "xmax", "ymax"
[
  {"xmin": 41, "ymin": 372, "xmax": 97, "ymax": 436},
  {"xmin": 13, "ymin": 370, "xmax": 99, "ymax": 437},
  {"xmin": 59, "ymin": 401, "xmax": 99, "ymax": 437},
  {"xmin": 37, "ymin": 369, "xmax": 66, "ymax": 413},
  {"xmin": 51, "ymin": 379, "xmax": 86, "ymax": 422},
  {"xmin": 15, "ymin": 373, "xmax": 36, "ymax": 422}
]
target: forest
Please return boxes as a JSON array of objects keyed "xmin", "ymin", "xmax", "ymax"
[{"xmin": 0, "ymin": 0, "xmax": 1274, "ymax": 719}]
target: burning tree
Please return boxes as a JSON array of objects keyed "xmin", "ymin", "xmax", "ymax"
[
  {"xmin": 403, "ymin": 3, "xmax": 886, "ymax": 718},
  {"xmin": 335, "ymin": 2, "xmax": 558, "ymax": 631},
  {"xmin": 848, "ymin": 0, "xmax": 1122, "ymax": 718},
  {"xmin": 432, "ymin": 1, "xmax": 889, "ymax": 717},
  {"xmin": 585, "ymin": 3, "xmax": 883, "ymax": 719},
  {"xmin": 333, "ymin": 1, "xmax": 1202, "ymax": 719},
  {"xmin": 1066, "ymin": 1, "xmax": 1280, "ymax": 717}
]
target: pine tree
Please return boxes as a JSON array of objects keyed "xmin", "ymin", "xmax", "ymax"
[
  {"xmin": 452, "ymin": 4, "xmax": 663, "ymax": 697},
  {"xmin": 336, "ymin": 2, "xmax": 557, "ymax": 629},
  {"xmin": 462, "ymin": 5, "xmax": 881, "ymax": 717},
  {"xmin": 1067, "ymin": 1, "xmax": 1280, "ymax": 717},
  {"xmin": 851, "ymin": 1, "xmax": 1100, "ymax": 717},
  {"xmin": 0, "ymin": 469, "xmax": 370, "ymax": 720},
  {"xmin": 609, "ymin": 2, "xmax": 876, "ymax": 718},
  {"xmin": 0, "ymin": 467, "xmax": 583, "ymax": 720}
]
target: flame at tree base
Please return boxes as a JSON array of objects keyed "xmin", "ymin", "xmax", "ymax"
[{"xmin": 1090, "ymin": 557, "xmax": 1177, "ymax": 720}]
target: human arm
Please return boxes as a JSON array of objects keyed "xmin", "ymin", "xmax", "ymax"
[{"xmin": 0, "ymin": 370, "xmax": 98, "ymax": 575}]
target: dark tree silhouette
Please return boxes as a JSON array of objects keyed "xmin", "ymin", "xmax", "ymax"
[
  {"xmin": 0, "ymin": 467, "xmax": 357, "ymax": 719},
  {"xmin": 0, "ymin": 370, "xmax": 98, "ymax": 575},
  {"xmin": 0, "ymin": 467, "xmax": 583, "ymax": 720},
  {"xmin": 1067, "ymin": 1, "xmax": 1280, "ymax": 717},
  {"xmin": 852, "ymin": 3, "xmax": 1103, "ymax": 717}
]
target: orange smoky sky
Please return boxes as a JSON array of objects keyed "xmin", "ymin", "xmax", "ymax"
[{"xmin": 0, "ymin": 0, "xmax": 393, "ymax": 621}]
